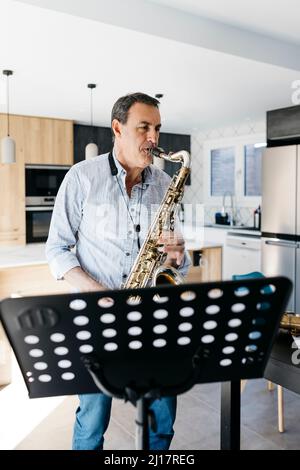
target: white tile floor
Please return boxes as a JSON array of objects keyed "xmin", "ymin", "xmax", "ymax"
[
  {"xmin": 0, "ymin": 357, "xmax": 65, "ymax": 450},
  {"xmin": 10, "ymin": 378, "xmax": 300, "ymax": 450}
]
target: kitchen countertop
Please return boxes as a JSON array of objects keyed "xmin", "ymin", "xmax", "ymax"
[
  {"xmin": 204, "ymin": 223, "xmax": 261, "ymax": 235},
  {"xmin": 0, "ymin": 237, "xmax": 222, "ymax": 269},
  {"xmin": 0, "ymin": 243, "xmax": 47, "ymax": 269},
  {"xmin": 185, "ymin": 241, "xmax": 222, "ymax": 250}
]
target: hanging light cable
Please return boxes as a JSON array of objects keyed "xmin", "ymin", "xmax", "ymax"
[
  {"xmin": 153, "ymin": 93, "xmax": 164, "ymax": 170},
  {"xmin": 85, "ymin": 83, "xmax": 99, "ymax": 159},
  {"xmin": 1, "ymin": 70, "xmax": 16, "ymax": 164}
]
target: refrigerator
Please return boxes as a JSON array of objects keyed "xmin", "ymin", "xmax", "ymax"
[{"xmin": 261, "ymin": 144, "xmax": 300, "ymax": 312}]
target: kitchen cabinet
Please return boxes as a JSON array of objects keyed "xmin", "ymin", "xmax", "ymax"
[
  {"xmin": 203, "ymin": 227, "xmax": 227, "ymax": 278},
  {"xmin": 52, "ymin": 119, "xmax": 73, "ymax": 165},
  {"xmin": 0, "ymin": 322, "xmax": 11, "ymax": 386},
  {"xmin": 203, "ymin": 226, "xmax": 261, "ymax": 280},
  {"xmin": 0, "ymin": 113, "xmax": 73, "ymax": 245},
  {"xmin": 23, "ymin": 116, "xmax": 73, "ymax": 165},
  {"xmin": 74, "ymin": 124, "xmax": 112, "ymax": 164},
  {"xmin": 224, "ymin": 232, "xmax": 261, "ymax": 281},
  {"xmin": 0, "ymin": 263, "xmax": 72, "ymax": 386},
  {"xmin": 185, "ymin": 246, "xmax": 222, "ymax": 283},
  {"xmin": 0, "ymin": 114, "xmax": 73, "ymax": 166},
  {"xmin": 0, "ymin": 114, "xmax": 26, "ymax": 245},
  {"xmin": 203, "ymin": 227, "xmax": 228, "ymax": 246},
  {"xmin": 0, "ymin": 263, "xmax": 71, "ymax": 299}
]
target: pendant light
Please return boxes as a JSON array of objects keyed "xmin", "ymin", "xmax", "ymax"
[
  {"xmin": 85, "ymin": 83, "xmax": 98, "ymax": 159},
  {"xmin": 1, "ymin": 70, "xmax": 16, "ymax": 164}
]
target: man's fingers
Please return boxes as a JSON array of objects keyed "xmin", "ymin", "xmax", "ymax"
[
  {"xmin": 158, "ymin": 236, "xmax": 184, "ymax": 246},
  {"xmin": 163, "ymin": 244, "xmax": 184, "ymax": 253}
]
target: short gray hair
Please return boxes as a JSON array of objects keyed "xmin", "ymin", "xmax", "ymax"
[{"xmin": 111, "ymin": 92, "xmax": 160, "ymax": 141}]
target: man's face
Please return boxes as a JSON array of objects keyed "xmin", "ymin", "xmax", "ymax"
[{"xmin": 113, "ymin": 102, "xmax": 161, "ymax": 170}]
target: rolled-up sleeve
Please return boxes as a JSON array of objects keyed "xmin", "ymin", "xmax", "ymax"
[{"xmin": 45, "ymin": 168, "xmax": 82, "ymax": 280}]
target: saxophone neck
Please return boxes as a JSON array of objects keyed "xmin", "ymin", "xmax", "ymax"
[{"xmin": 150, "ymin": 147, "xmax": 191, "ymax": 169}]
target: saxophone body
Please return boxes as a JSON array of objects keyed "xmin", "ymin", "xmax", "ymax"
[
  {"xmin": 124, "ymin": 147, "xmax": 191, "ymax": 289},
  {"xmin": 280, "ymin": 313, "xmax": 300, "ymax": 336}
]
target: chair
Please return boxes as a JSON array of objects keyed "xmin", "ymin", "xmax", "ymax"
[{"xmin": 232, "ymin": 271, "xmax": 284, "ymax": 433}]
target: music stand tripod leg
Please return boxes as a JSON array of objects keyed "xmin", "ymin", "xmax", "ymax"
[
  {"xmin": 220, "ymin": 380, "xmax": 241, "ymax": 450},
  {"xmin": 136, "ymin": 397, "xmax": 151, "ymax": 450}
]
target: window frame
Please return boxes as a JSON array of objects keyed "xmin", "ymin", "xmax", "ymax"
[{"xmin": 203, "ymin": 133, "xmax": 264, "ymax": 208}]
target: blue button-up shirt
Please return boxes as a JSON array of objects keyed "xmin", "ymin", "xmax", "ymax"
[{"xmin": 46, "ymin": 151, "xmax": 191, "ymax": 289}]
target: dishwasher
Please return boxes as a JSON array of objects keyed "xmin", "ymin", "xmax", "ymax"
[{"xmin": 223, "ymin": 230, "xmax": 261, "ymax": 280}]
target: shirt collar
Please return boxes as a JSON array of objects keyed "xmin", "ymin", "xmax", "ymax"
[{"xmin": 112, "ymin": 148, "xmax": 156, "ymax": 186}]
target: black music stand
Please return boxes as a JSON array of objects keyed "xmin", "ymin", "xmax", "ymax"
[{"xmin": 0, "ymin": 277, "xmax": 292, "ymax": 450}]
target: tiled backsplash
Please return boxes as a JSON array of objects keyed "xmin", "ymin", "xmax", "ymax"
[
  {"xmin": 182, "ymin": 118, "xmax": 265, "ymax": 226},
  {"xmin": 203, "ymin": 205, "xmax": 255, "ymax": 227}
]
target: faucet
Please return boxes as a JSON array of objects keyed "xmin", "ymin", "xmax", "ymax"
[{"xmin": 222, "ymin": 191, "xmax": 236, "ymax": 226}]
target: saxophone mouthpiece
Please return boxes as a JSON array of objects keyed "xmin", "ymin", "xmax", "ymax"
[{"xmin": 149, "ymin": 147, "xmax": 166, "ymax": 159}]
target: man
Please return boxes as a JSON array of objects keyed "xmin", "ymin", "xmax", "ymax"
[{"xmin": 46, "ymin": 92, "xmax": 191, "ymax": 450}]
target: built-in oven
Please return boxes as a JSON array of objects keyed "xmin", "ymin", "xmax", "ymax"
[
  {"xmin": 25, "ymin": 164, "xmax": 70, "ymax": 243},
  {"xmin": 26, "ymin": 207, "xmax": 54, "ymax": 243}
]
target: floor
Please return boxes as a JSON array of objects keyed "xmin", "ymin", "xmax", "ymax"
[{"xmin": 13, "ymin": 379, "xmax": 300, "ymax": 450}]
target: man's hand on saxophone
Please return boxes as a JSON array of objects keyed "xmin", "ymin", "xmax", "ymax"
[{"xmin": 157, "ymin": 230, "xmax": 185, "ymax": 268}]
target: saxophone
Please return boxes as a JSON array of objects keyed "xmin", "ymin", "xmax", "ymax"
[
  {"xmin": 280, "ymin": 313, "xmax": 300, "ymax": 335},
  {"xmin": 124, "ymin": 147, "xmax": 191, "ymax": 289}
]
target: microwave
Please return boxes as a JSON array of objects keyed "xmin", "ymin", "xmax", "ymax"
[
  {"xmin": 25, "ymin": 165, "xmax": 70, "ymax": 243},
  {"xmin": 25, "ymin": 164, "xmax": 70, "ymax": 206}
]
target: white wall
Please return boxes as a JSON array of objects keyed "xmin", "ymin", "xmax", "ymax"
[{"xmin": 183, "ymin": 118, "xmax": 266, "ymax": 226}]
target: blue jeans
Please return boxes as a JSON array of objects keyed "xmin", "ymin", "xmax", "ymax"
[{"xmin": 72, "ymin": 393, "xmax": 177, "ymax": 450}]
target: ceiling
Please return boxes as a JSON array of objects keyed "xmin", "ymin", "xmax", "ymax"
[
  {"xmin": 148, "ymin": 0, "xmax": 300, "ymax": 45},
  {"xmin": 1, "ymin": 0, "xmax": 300, "ymax": 134}
]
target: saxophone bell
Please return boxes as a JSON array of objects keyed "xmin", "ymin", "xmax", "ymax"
[{"xmin": 152, "ymin": 265, "xmax": 185, "ymax": 286}]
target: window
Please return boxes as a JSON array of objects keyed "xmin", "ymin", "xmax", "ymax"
[
  {"xmin": 244, "ymin": 144, "xmax": 262, "ymax": 196},
  {"xmin": 203, "ymin": 133, "xmax": 264, "ymax": 207},
  {"xmin": 211, "ymin": 147, "xmax": 235, "ymax": 196}
]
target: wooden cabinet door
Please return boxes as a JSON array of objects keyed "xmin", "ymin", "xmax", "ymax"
[
  {"xmin": 185, "ymin": 247, "xmax": 222, "ymax": 283},
  {"xmin": 0, "ymin": 264, "xmax": 71, "ymax": 298},
  {"xmin": 52, "ymin": 119, "xmax": 73, "ymax": 165},
  {"xmin": 0, "ymin": 115, "xmax": 25, "ymax": 244},
  {"xmin": 23, "ymin": 116, "xmax": 53, "ymax": 164},
  {"xmin": 23, "ymin": 117, "xmax": 73, "ymax": 165},
  {"xmin": 200, "ymin": 247, "xmax": 222, "ymax": 282}
]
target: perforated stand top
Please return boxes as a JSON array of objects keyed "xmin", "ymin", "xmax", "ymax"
[{"xmin": 0, "ymin": 277, "xmax": 291, "ymax": 401}]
